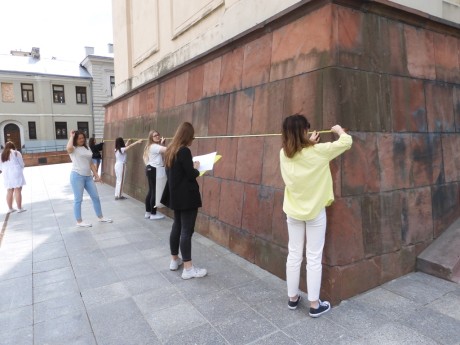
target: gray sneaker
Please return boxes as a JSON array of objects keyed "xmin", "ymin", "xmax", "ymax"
[
  {"xmin": 181, "ymin": 266, "xmax": 207, "ymax": 280},
  {"xmin": 170, "ymin": 258, "xmax": 183, "ymax": 271}
]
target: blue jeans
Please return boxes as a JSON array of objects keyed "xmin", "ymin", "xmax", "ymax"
[{"xmin": 70, "ymin": 171, "xmax": 102, "ymax": 221}]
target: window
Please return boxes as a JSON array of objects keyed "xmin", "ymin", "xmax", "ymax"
[
  {"xmin": 76, "ymin": 86, "xmax": 87, "ymax": 104},
  {"xmin": 77, "ymin": 122, "xmax": 89, "ymax": 137},
  {"xmin": 52, "ymin": 85, "xmax": 65, "ymax": 103},
  {"xmin": 110, "ymin": 76, "xmax": 115, "ymax": 96},
  {"xmin": 28, "ymin": 122, "xmax": 37, "ymax": 139},
  {"xmin": 1, "ymin": 83, "xmax": 15, "ymax": 102},
  {"xmin": 55, "ymin": 122, "xmax": 67, "ymax": 139},
  {"xmin": 21, "ymin": 83, "xmax": 34, "ymax": 102}
]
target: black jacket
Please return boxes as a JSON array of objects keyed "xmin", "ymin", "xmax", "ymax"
[
  {"xmin": 161, "ymin": 146, "xmax": 202, "ymax": 210},
  {"xmin": 90, "ymin": 143, "xmax": 104, "ymax": 159}
]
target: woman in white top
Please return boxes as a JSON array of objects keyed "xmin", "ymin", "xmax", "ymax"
[
  {"xmin": 67, "ymin": 130, "xmax": 112, "ymax": 227},
  {"xmin": 114, "ymin": 137, "xmax": 142, "ymax": 200},
  {"xmin": 0, "ymin": 141, "xmax": 26, "ymax": 213},
  {"xmin": 143, "ymin": 130, "xmax": 167, "ymax": 220}
]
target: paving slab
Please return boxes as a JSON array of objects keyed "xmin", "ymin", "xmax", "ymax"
[{"xmin": 0, "ymin": 163, "xmax": 459, "ymax": 345}]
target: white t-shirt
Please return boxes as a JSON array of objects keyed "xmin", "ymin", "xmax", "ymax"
[
  {"xmin": 146, "ymin": 144, "xmax": 165, "ymax": 178},
  {"xmin": 70, "ymin": 146, "xmax": 92, "ymax": 176},
  {"xmin": 115, "ymin": 147, "xmax": 127, "ymax": 164}
]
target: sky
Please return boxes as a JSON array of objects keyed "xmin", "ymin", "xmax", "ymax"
[{"xmin": 0, "ymin": 0, "xmax": 113, "ymax": 62}]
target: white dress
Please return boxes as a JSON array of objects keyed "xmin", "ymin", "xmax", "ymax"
[{"xmin": 1, "ymin": 150, "xmax": 26, "ymax": 189}]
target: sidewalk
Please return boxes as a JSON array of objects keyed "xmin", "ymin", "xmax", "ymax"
[{"xmin": 0, "ymin": 163, "xmax": 459, "ymax": 345}]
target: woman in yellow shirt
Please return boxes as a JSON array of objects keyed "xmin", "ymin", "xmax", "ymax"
[{"xmin": 280, "ymin": 114, "xmax": 352, "ymax": 318}]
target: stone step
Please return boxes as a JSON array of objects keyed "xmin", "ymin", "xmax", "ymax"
[{"xmin": 417, "ymin": 218, "xmax": 460, "ymax": 284}]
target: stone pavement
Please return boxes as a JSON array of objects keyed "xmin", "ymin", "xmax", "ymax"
[{"xmin": 0, "ymin": 163, "xmax": 459, "ymax": 345}]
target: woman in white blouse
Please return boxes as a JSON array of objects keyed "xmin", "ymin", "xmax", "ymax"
[{"xmin": 0, "ymin": 141, "xmax": 26, "ymax": 213}]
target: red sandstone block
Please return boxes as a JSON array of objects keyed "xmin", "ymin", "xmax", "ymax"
[
  {"xmin": 201, "ymin": 176, "xmax": 221, "ymax": 218},
  {"xmin": 431, "ymin": 183, "xmax": 460, "ymax": 238},
  {"xmin": 138, "ymin": 89, "xmax": 148, "ymax": 116},
  {"xmin": 242, "ymin": 184, "xmax": 274, "ymax": 239},
  {"xmin": 218, "ymin": 180, "xmax": 244, "ymax": 228},
  {"xmin": 324, "ymin": 198, "xmax": 364, "ymax": 266},
  {"xmin": 229, "ymin": 227, "xmax": 256, "ymax": 262},
  {"xmin": 192, "ymin": 100, "xmax": 210, "ymax": 137},
  {"xmin": 404, "ymin": 25, "xmax": 435, "ymax": 80},
  {"xmin": 330, "ymin": 156, "xmax": 341, "ymax": 198},
  {"xmin": 197, "ymin": 138, "xmax": 216, "ymax": 159},
  {"xmin": 147, "ymin": 85, "xmax": 159, "ymax": 114},
  {"xmin": 410, "ymin": 134, "xmax": 442, "ymax": 187},
  {"xmin": 220, "ymin": 47, "xmax": 244, "ymax": 94},
  {"xmin": 195, "ymin": 213, "xmax": 210, "ymax": 237},
  {"xmin": 455, "ymin": 87, "xmax": 460, "ymax": 132},
  {"xmin": 175, "ymin": 73, "xmax": 189, "ymax": 106},
  {"xmin": 227, "ymin": 89, "xmax": 254, "ymax": 135},
  {"xmin": 178, "ymin": 103, "xmax": 194, "ymax": 125},
  {"xmin": 425, "ymin": 82, "xmax": 455, "ymax": 132},
  {"xmin": 271, "ymin": 189, "xmax": 288, "ymax": 247},
  {"xmin": 254, "ymin": 238, "xmax": 287, "ymax": 280},
  {"xmin": 443, "ymin": 134, "xmax": 460, "ymax": 183},
  {"xmin": 361, "ymin": 192, "xmax": 403, "ymax": 257},
  {"xmin": 271, "ymin": 4, "xmax": 333, "ymax": 81},
  {"xmin": 336, "ymin": 6, "xmax": 363, "ymax": 52},
  {"xmin": 261, "ymin": 136, "xmax": 284, "ymax": 189},
  {"xmin": 283, "ymin": 72, "xmax": 323, "ymax": 127},
  {"xmin": 252, "ymin": 80, "xmax": 286, "ymax": 135},
  {"xmin": 208, "ymin": 95, "xmax": 229, "ymax": 136},
  {"xmin": 378, "ymin": 134, "xmax": 411, "ymax": 191},
  {"xmin": 401, "ymin": 187, "xmax": 433, "ymax": 246},
  {"xmin": 214, "ymin": 138, "xmax": 238, "ymax": 179},
  {"xmin": 322, "ymin": 68, "xmax": 340, "ymax": 128},
  {"xmin": 337, "ymin": 257, "xmax": 382, "ymax": 301},
  {"xmin": 235, "ymin": 137, "xmax": 264, "ymax": 184},
  {"xmin": 386, "ymin": 19, "xmax": 407, "ymax": 75},
  {"xmin": 203, "ymin": 57, "xmax": 222, "ymax": 97},
  {"xmin": 208, "ymin": 219, "xmax": 230, "ymax": 248},
  {"xmin": 187, "ymin": 65, "xmax": 204, "ymax": 102},
  {"xmin": 380, "ymin": 246, "xmax": 416, "ymax": 283},
  {"xmin": 390, "ymin": 76, "xmax": 427, "ymax": 132},
  {"xmin": 433, "ymin": 33, "xmax": 460, "ymax": 83},
  {"xmin": 160, "ymin": 77, "xmax": 176, "ymax": 110},
  {"xmin": 242, "ymin": 33, "xmax": 272, "ymax": 89},
  {"xmin": 342, "ymin": 133, "xmax": 380, "ymax": 195}
]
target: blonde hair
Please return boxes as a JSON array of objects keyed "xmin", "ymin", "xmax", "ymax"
[
  {"xmin": 143, "ymin": 130, "xmax": 158, "ymax": 164},
  {"xmin": 164, "ymin": 122, "xmax": 194, "ymax": 168}
]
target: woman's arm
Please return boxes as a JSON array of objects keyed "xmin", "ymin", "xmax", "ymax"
[
  {"xmin": 90, "ymin": 163, "xmax": 101, "ymax": 182},
  {"xmin": 66, "ymin": 130, "xmax": 75, "ymax": 153},
  {"xmin": 124, "ymin": 139, "xmax": 143, "ymax": 151}
]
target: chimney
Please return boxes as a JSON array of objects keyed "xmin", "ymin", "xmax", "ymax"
[
  {"xmin": 108, "ymin": 43, "xmax": 113, "ymax": 54},
  {"xmin": 31, "ymin": 47, "xmax": 40, "ymax": 59},
  {"xmin": 84, "ymin": 46, "xmax": 94, "ymax": 56}
]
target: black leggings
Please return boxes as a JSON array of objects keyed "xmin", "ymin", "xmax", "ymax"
[
  {"xmin": 145, "ymin": 165, "xmax": 157, "ymax": 214},
  {"xmin": 169, "ymin": 209, "xmax": 198, "ymax": 262}
]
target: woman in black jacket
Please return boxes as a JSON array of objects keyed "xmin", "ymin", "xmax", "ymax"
[
  {"xmin": 89, "ymin": 138, "xmax": 104, "ymax": 174},
  {"xmin": 161, "ymin": 122, "xmax": 207, "ymax": 280}
]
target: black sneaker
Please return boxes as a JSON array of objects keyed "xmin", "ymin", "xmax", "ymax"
[
  {"xmin": 309, "ymin": 299, "xmax": 331, "ymax": 318},
  {"xmin": 288, "ymin": 295, "xmax": 301, "ymax": 310}
]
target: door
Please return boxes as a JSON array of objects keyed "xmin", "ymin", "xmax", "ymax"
[{"xmin": 4, "ymin": 123, "xmax": 21, "ymax": 151}]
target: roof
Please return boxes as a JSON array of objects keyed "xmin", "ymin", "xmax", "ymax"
[{"xmin": 0, "ymin": 54, "xmax": 92, "ymax": 79}]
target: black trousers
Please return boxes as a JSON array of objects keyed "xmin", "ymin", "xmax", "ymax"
[
  {"xmin": 169, "ymin": 209, "xmax": 198, "ymax": 262},
  {"xmin": 145, "ymin": 165, "xmax": 157, "ymax": 214}
]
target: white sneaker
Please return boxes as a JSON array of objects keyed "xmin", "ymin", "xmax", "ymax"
[
  {"xmin": 149, "ymin": 214, "xmax": 165, "ymax": 220},
  {"xmin": 76, "ymin": 222, "xmax": 92, "ymax": 227},
  {"xmin": 7, "ymin": 209, "xmax": 16, "ymax": 213},
  {"xmin": 98, "ymin": 217, "xmax": 113, "ymax": 223},
  {"xmin": 144, "ymin": 212, "xmax": 151, "ymax": 219},
  {"xmin": 181, "ymin": 266, "xmax": 207, "ymax": 280},
  {"xmin": 170, "ymin": 258, "xmax": 183, "ymax": 271},
  {"xmin": 17, "ymin": 208, "xmax": 27, "ymax": 213}
]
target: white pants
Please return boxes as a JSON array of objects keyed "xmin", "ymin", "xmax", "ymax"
[
  {"xmin": 286, "ymin": 208, "xmax": 326, "ymax": 302},
  {"xmin": 114, "ymin": 162, "xmax": 125, "ymax": 197}
]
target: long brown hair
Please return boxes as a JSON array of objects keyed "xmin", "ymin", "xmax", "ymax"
[
  {"xmin": 143, "ymin": 130, "xmax": 158, "ymax": 164},
  {"xmin": 282, "ymin": 114, "xmax": 312, "ymax": 158},
  {"xmin": 1, "ymin": 141, "xmax": 16, "ymax": 162},
  {"xmin": 164, "ymin": 122, "xmax": 194, "ymax": 168},
  {"xmin": 73, "ymin": 131, "xmax": 88, "ymax": 149}
]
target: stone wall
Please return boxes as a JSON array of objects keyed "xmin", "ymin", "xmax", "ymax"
[{"xmin": 103, "ymin": 0, "xmax": 460, "ymax": 304}]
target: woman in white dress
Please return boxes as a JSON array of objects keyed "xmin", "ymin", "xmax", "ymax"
[
  {"xmin": 0, "ymin": 141, "xmax": 26, "ymax": 213},
  {"xmin": 114, "ymin": 137, "xmax": 142, "ymax": 200}
]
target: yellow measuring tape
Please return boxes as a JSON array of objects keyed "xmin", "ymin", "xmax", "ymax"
[{"xmin": 101, "ymin": 129, "xmax": 337, "ymax": 142}]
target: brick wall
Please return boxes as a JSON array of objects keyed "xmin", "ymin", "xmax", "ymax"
[
  {"xmin": 103, "ymin": 0, "xmax": 460, "ymax": 304},
  {"xmin": 23, "ymin": 151, "xmax": 71, "ymax": 167}
]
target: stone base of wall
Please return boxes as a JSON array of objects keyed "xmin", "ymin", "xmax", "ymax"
[{"xmin": 23, "ymin": 151, "xmax": 71, "ymax": 167}]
